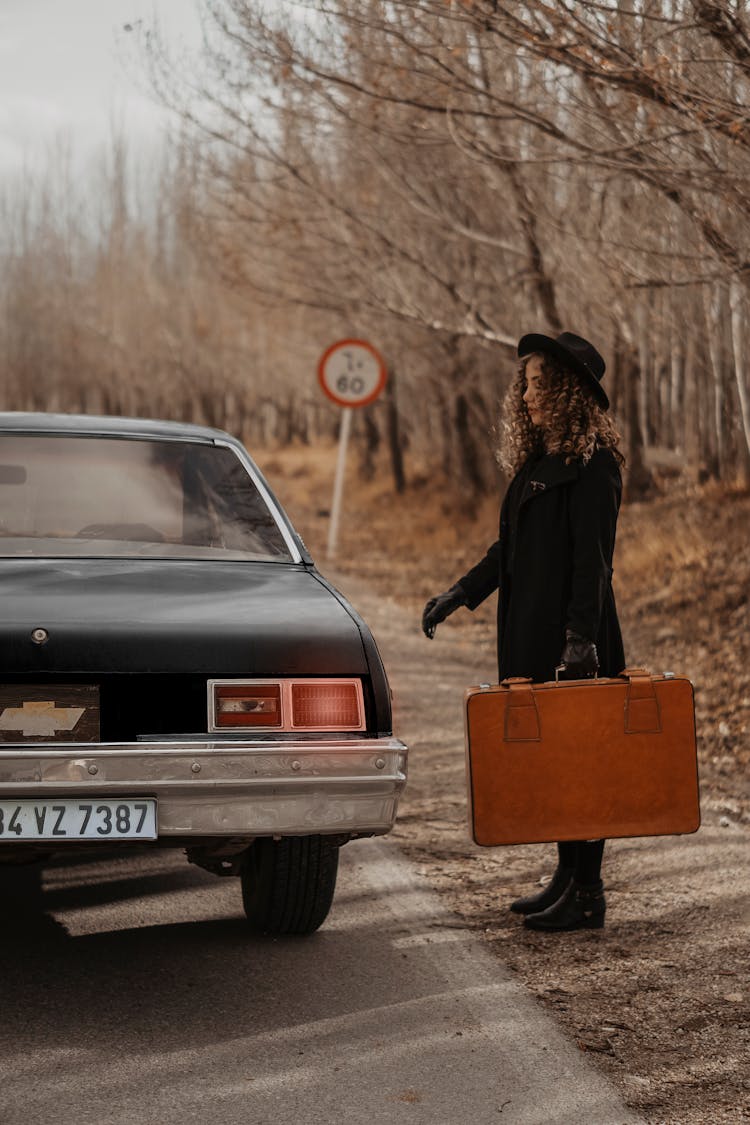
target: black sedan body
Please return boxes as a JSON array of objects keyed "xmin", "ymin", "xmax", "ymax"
[{"xmin": 0, "ymin": 413, "xmax": 406, "ymax": 933}]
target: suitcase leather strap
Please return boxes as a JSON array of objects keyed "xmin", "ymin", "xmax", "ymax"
[
  {"xmin": 620, "ymin": 668, "xmax": 662, "ymax": 734},
  {"xmin": 503, "ymin": 679, "xmax": 541, "ymax": 742}
]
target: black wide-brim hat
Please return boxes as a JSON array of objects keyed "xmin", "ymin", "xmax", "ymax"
[{"xmin": 517, "ymin": 331, "xmax": 609, "ymax": 410}]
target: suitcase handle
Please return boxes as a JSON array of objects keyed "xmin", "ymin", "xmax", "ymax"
[
  {"xmin": 499, "ymin": 669, "xmax": 662, "ymax": 735},
  {"xmin": 554, "ymin": 664, "xmax": 604, "ymax": 683}
]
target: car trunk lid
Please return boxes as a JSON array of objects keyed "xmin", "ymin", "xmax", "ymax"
[{"xmin": 0, "ymin": 559, "xmax": 368, "ymax": 675}]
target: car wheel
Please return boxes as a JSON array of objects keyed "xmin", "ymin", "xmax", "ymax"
[{"xmin": 240, "ymin": 835, "xmax": 340, "ymax": 935}]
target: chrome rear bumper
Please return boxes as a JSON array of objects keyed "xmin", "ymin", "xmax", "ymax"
[{"xmin": 0, "ymin": 736, "xmax": 407, "ymax": 838}]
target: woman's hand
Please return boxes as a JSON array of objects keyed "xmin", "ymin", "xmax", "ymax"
[
  {"xmin": 557, "ymin": 630, "xmax": 599, "ymax": 678},
  {"xmin": 421, "ymin": 584, "xmax": 467, "ymax": 638}
]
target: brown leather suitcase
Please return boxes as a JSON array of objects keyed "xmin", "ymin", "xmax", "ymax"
[{"xmin": 464, "ymin": 668, "xmax": 700, "ymax": 846}]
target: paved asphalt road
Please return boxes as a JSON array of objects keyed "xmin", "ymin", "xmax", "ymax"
[{"xmin": 0, "ymin": 839, "xmax": 642, "ymax": 1125}]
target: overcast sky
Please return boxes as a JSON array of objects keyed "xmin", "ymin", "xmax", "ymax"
[{"xmin": 0, "ymin": 0, "xmax": 204, "ymax": 176}]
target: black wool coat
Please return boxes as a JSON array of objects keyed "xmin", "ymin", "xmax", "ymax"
[{"xmin": 457, "ymin": 448, "xmax": 625, "ymax": 683}]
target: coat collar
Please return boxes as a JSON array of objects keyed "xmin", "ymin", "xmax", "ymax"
[{"xmin": 520, "ymin": 453, "xmax": 579, "ymax": 506}]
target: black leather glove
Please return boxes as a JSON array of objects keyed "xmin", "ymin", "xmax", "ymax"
[
  {"xmin": 422, "ymin": 584, "xmax": 467, "ymax": 639},
  {"xmin": 557, "ymin": 629, "xmax": 599, "ymax": 679}
]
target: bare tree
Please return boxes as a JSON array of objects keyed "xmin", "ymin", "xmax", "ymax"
[{"xmin": 4, "ymin": 2, "xmax": 750, "ymax": 492}]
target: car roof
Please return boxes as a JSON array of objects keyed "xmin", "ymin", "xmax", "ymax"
[{"xmin": 0, "ymin": 412, "xmax": 238, "ymax": 445}]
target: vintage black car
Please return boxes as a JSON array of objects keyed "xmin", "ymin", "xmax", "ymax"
[{"xmin": 0, "ymin": 413, "xmax": 406, "ymax": 933}]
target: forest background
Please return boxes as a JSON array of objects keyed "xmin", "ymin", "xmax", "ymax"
[{"xmin": 3, "ymin": 0, "xmax": 750, "ymax": 498}]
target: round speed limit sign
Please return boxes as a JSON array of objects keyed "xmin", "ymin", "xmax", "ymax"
[{"xmin": 317, "ymin": 338, "xmax": 387, "ymax": 407}]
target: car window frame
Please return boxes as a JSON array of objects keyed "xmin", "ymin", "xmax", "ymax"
[{"xmin": 212, "ymin": 437, "xmax": 302, "ymax": 563}]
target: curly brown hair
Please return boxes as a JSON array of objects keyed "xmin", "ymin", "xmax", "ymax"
[{"xmin": 497, "ymin": 351, "xmax": 625, "ymax": 476}]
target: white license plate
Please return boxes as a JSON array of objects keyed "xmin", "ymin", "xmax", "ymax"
[{"xmin": 0, "ymin": 799, "xmax": 157, "ymax": 841}]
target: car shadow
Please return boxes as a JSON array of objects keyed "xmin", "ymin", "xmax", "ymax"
[
  {"xmin": 0, "ymin": 865, "xmax": 69, "ymax": 945},
  {"xmin": 0, "ymin": 849, "xmax": 442, "ymax": 1061},
  {"xmin": 41, "ymin": 865, "xmax": 214, "ymax": 911}
]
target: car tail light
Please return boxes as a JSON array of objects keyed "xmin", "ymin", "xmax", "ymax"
[
  {"xmin": 213, "ymin": 684, "xmax": 282, "ymax": 728},
  {"xmin": 208, "ymin": 679, "xmax": 365, "ymax": 732},
  {"xmin": 291, "ymin": 681, "xmax": 361, "ymax": 729}
]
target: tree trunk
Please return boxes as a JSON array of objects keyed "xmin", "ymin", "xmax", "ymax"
[
  {"xmin": 702, "ymin": 283, "xmax": 724, "ymax": 479},
  {"xmin": 636, "ymin": 299, "xmax": 652, "ymax": 452},
  {"xmin": 506, "ymin": 164, "xmax": 563, "ymax": 334},
  {"xmin": 683, "ymin": 333, "xmax": 700, "ymax": 477},
  {"xmin": 729, "ymin": 277, "xmax": 750, "ymax": 484},
  {"xmin": 357, "ymin": 408, "xmax": 380, "ymax": 481},
  {"xmin": 668, "ymin": 303, "xmax": 683, "ymax": 452},
  {"xmin": 454, "ymin": 391, "xmax": 485, "ymax": 499},
  {"xmin": 622, "ymin": 343, "xmax": 654, "ymax": 499},
  {"xmin": 384, "ymin": 366, "xmax": 405, "ymax": 494}
]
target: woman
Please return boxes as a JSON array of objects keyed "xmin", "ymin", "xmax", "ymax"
[{"xmin": 422, "ymin": 331, "xmax": 626, "ymax": 932}]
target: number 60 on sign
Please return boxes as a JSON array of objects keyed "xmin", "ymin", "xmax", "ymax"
[{"xmin": 317, "ymin": 339, "xmax": 387, "ymax": 407}]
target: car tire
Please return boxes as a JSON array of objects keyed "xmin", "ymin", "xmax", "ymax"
[{"xmin": 240, "ymin": 835, "xmax": 340, "ymax": 935}]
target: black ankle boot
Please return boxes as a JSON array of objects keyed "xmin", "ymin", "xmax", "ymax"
[
  {"xmin": 510, "ymin": 865, "xmax": 574, "ymax": 915},
  {"xmin": 523, "ymin": 879, "xmax": 606, "ymax": 931}
]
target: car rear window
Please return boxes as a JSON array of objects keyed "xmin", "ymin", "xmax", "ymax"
[{"xmin": 0, "ymin": 434, "xmax": 293, "ymax": 561}]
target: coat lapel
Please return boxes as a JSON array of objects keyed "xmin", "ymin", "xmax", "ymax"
[{"xmin": 519, "ymin": 454, "xmax": 579, "ymax": 508}]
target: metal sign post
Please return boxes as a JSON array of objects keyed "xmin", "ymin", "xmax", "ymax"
[
  {"xmin": 327, "ymin": 407, "xmax": 352, "ymax": 560},
  {"xmin": 317, "ymin": 338, "xmax": 387, "ymax": 560}
]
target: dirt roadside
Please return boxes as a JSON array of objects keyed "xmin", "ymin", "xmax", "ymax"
[{"xmin": 258, "ymin": 444, "xmax": 750, "ymax": 1125}]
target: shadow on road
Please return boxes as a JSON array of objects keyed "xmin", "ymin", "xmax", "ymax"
[
  {"xmin": 0, "ymin": 851, "xmax": 426, "ymax": 1061},
  {"xmin": 0, "ymin": 845, "xmax": 644, "ymax": 1125},
  {"xmin": 0, "ymin": 865, "xmax": 69, "ymax": 944}
]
